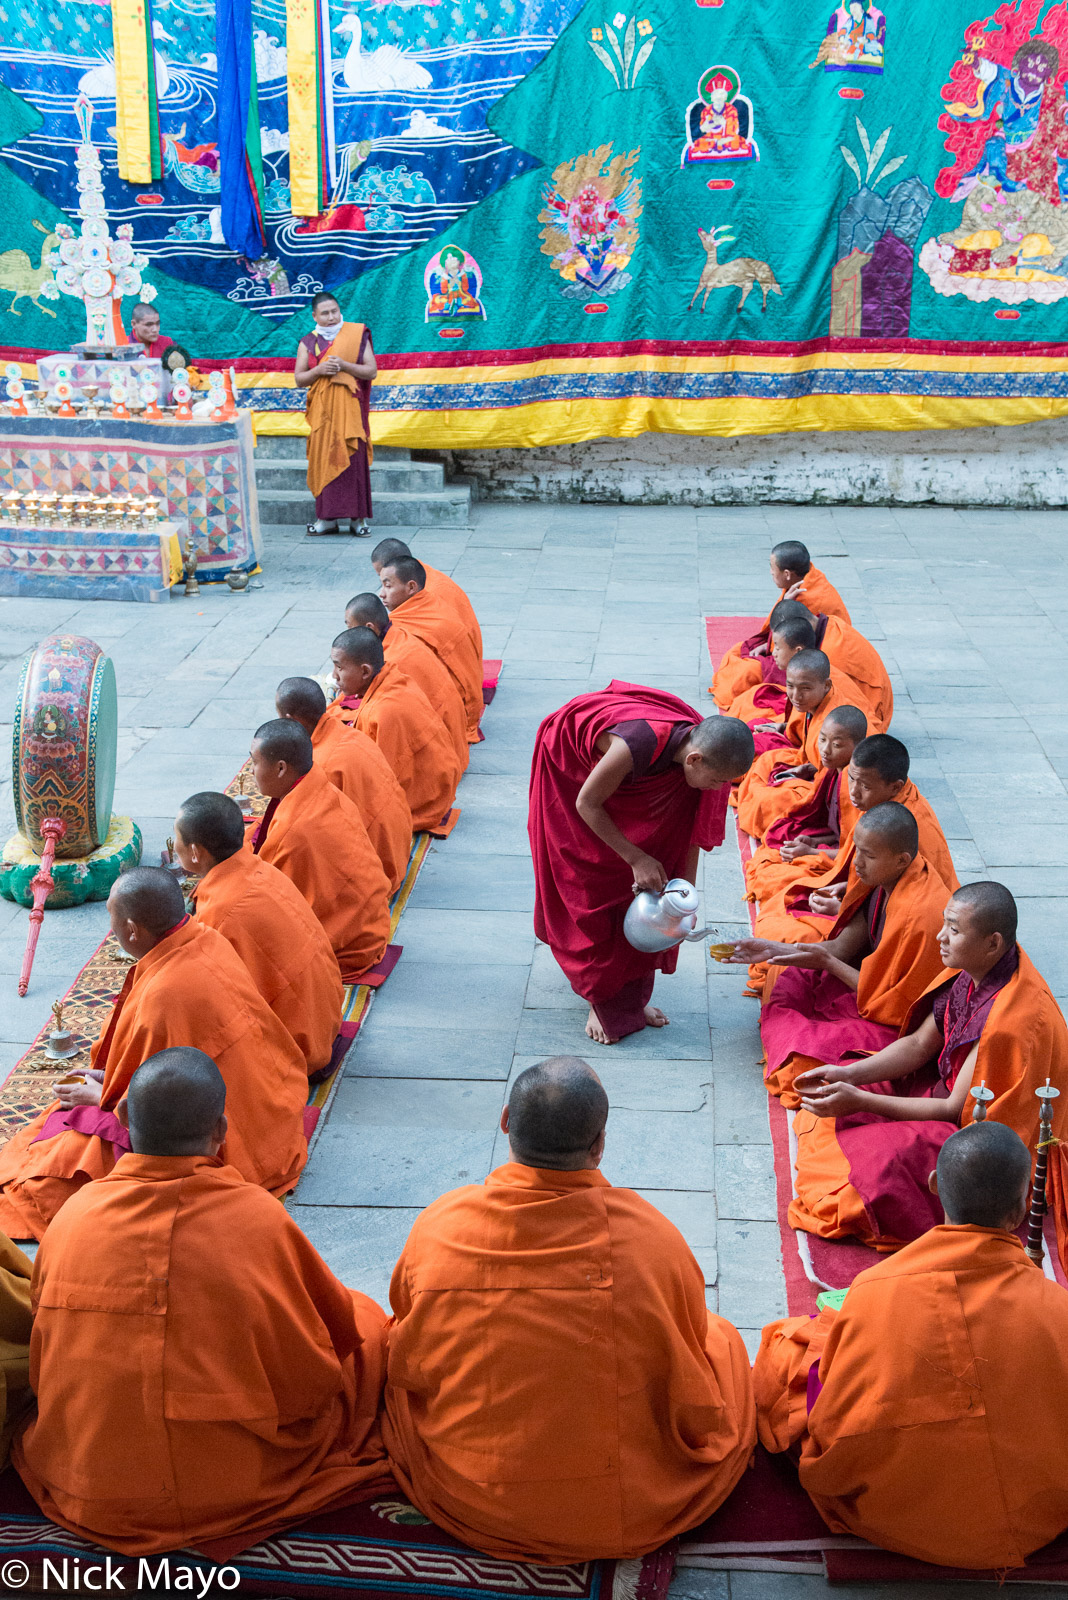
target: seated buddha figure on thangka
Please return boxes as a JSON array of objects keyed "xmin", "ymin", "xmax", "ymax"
[{"xmin": 682, "ymin": 66, "xmax": 759, "ymax": 165}]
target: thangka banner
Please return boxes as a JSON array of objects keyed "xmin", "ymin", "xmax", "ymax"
[{"xmin": 4, "ymin": 0, "xmax": 1068, "ymax": 444}]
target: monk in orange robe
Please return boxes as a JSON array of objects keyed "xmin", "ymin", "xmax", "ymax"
[
  {"xmin": 731, "ymin": 804, "xmax": 951, "ymax": 1106},
  {"xmin": 379, "ymin": 555, "xmax": 483, "ymax": 743},
  {"xmin": 383, "ymin": 1057, "xmax": 755, "ymax": 1561},
  {"xmin": 754, "ymin": 1121, "xmax": 1068, "ymax": 1571},
  {"xmin": 330, "ymin": 629, "xmax": 462, "ymax": 832},
  {"xmin": 0, "ymin": 1236, "xmax": 32, "ymax": 1465},
  {"xmin": 723, "ymin": 600, "xmax": 892, "ymax": 732},
  {"xmin": 712, "ymin": 540, "xmax": 852, "ymax": 709},
  {"xmin": 295, "ymin": 299, "xmax": 375, "ymax": 537},
  {"xmin": 372, "ymin": 537, "xmax": 483, "ymax": 662},
  {"xmin": 735, "ymin": 651, "xmax": 878, "ymax": 841},
  {"xmin": 249, "ymin": 719, "xmax": 390, "ymax": 982},
  {"xmin": 14, "ymin": 1048, "xmax": 392, "ymax": 1556},
  {"xmin": 275, "ymin": 677, "xmax": 413, "ymax": 894},
  {"xmin": 786, "ymin": 882, "xmax": 1068, "ymax": 1248},
  {"xmin": 343, "ymin": 592, "xmax": 468, "ymax": 770},
  {"xmin": 174, "ymin": 791, "xmax": 344, "ymax": 1076},
  {"xmin": 752, "ymin": 734, "xmax": 958, "ymax": 953},
  {"xmin": 0, "ymin": 870, "xmax": 309, "ymax": 1240},
  {"xmin": 743, "ymin": 705, "xmax": 867, "ymax": 905}
]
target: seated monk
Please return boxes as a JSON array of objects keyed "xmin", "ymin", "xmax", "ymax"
[
  {"xmin": 0, "ymin": 869, "xmax": 308, "ymax": 1240},
  {"xmin": 786, "ymin": 881, "xmax": 1068, "ymax": 1248},
  {"xmin": 753, "ymin": 1122, "xmax": 1068, "ymax": 1571},
  {"xmin": 275, "ymin": 676, "xmax": 412, "ymax": 894},
  {"xmin": 724, "ymin": 599, "xmax": 892, "ymax": 733},
  {"xmin": 330, "ymin": 629, "xmax": 462, "ymax": 832},
  {"xmin": 175, "ymin": 791, "xmax": 344, "ymax": 1077},
  {"xmin": 529, "ymin": 684, "xmax": 754, "ymax": 1044},
  {"xmin": 732, "ymin": 803, "xmax": 951, "ymax": 1107},
  {"xmin": 343, "ymin": 592, "xmax": 468, "ymax": 770},
  {"xmin": 735, "ymin": 650, "xmax": 876, "ymax": 840},
  {"xmin": 0, "ymin": 1236, "xmax": 32, "ymax": 1466},
  {"xmin": 728, "ymin": 614, "xmax": 821, "ymax": 730},
  {"xmin": 249, "ymin": 719, "xmax": 390, "ymax": 982},
  {"xmin": 744, "ymin": 705, "xmax": 867, "ymax": 905},
  {"xmin": 712, "ymin": 540, "xmax": 852, "ymax": 709},
  {"xmin": 371, "ymin": 537, "xmax": 483, "ymax": 663},
  {"xmin": 383, "ymin": 1057, "xmax": 755, "ymax": 1561},
  {"xmin": 379, "ymin": 555, "xmax": 483, "ymax": 743},
  {"xmin": 14, "ymin": 1048, "xmax": 392, "ymax": 1556},
  {"xmin": 751, "ymin": 733, "xmax": 959, "ymax": 959}
]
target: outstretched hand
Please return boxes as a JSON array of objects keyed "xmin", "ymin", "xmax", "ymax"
[
  {"xmin": 794, "ymin": 1062, "xmax": 856, "ymax": 1092},
  {"xmin": 799, "ymin": 1082, "xmax": 865, "ymax": 1117}
]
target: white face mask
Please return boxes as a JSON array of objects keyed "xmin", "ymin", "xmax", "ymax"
[{"xmin": 315, "ymin": 320, "xmax": 342, "ymax": 342}]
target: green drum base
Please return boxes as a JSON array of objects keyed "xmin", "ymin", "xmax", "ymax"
[{"xmin": 0, "ymin": 816, "xmax": 142, "ymax": 909}]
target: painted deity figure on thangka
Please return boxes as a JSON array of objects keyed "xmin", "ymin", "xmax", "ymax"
[
  {"xmin": 919, "ymin": 0, "xmax": 1068, "ymax": 304},
  {"xmin": 424, "ymin": 247, "xmax": 485, "ymax": 320},
  {"xmin": 682, "ymin": 67, "xmax": 759, "ymax": 164},
  {"xmin": 539, "ymin": 145, "xmax": 643, "ymax": 298},
  {"xmin": 810, "ymin": 0, "xmax": 886, "ymax": 73}
]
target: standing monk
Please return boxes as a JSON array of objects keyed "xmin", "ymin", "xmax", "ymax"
[
  {"xmin": 753, "ymin": 1123, "xmax": 1068, "ymax": 1571},
  {"xmin": 174, "ymin": 791, "xmax": 344, "ymax": 1076},
  {"xmin": 15, "ymin": 1049, "xmax": 392, "ymax": 1556},
  {"xmin": 712, "ymin": 541, "xmax": 852, "ymax": 709},
  {"xmin": 330, "ymin": 630, "xmax": 462, "ymax": 832},
  {"xmin": 249, "ymin": 720, "xmax": 391, "ymax": 981},
  {"xmin": 0, "ymin": 870, "xmax": 308, "ymax": 1239},
  {"xmin": 295, "ymin": 291, "xmax": 376, "ymax": 538},
  {"xmin": 343, "ymin": 593, "xmax": 468, "ymax": 771},
  {"xmin": 384, "ymin": 1058, "xmax": 755, "ymax": 1562},
  {"xmin": 379, "ymin": 556, "xmax": 483, "ymax": 743},
  {"xmin": 371, "ymin": 537, "xmax": 483, "ymax": 662},
  {"xmin": 275, "ymin": 677, "xmax": 413, "ymax": 895},
  {"xmin": 529, "ymin": 685, "xmax": 754, "ymax": 1044}
]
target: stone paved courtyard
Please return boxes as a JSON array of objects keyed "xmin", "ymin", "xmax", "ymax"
[{"xmin": 1, "ymin": 499, "xmax": 1066, "ymax": 1599}]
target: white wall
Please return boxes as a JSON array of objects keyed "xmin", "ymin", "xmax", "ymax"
[{"xmin": 437, "ymin": 420, "xmax": 1068, "ymax": 506}]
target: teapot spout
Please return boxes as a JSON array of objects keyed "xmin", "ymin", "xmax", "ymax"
[{"xmin": 683, "ymin": 925, "xmax": 718, "ymax": 942}]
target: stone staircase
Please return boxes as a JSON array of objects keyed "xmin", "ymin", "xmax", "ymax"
[{"xmin": 254, "ymin": 435, "xmax": 471, "ymax": 528}]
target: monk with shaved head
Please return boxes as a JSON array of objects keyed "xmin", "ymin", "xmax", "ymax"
[
  {"xmin": 530, "ymin": 685, "xmax": 754, "ymax": 1044},
  {"xmin": 754, "ymin": 1121, "xmax": 1068, "ymax": 1571},
  {"xmin": 330, "ymin": 629, "xmax": 462, "ymax": 831},
  {"xmin": 785, "ymin": 880, "xmax": 1068, "ymax": 1248},
  {"xmin": 249, "ymin": 719, "xmax": 391, "ymax": 980},
  {"xmin": 343, "ymin": 593, "xmax": 467, "ymax": 769},
  {"xmin": 0, "ymin": 868, "xmax": 309, "ymax": 1238},
  {"xmin": 275, "ymin": 676, "xmax": 412, "ymax": 893},
  {"xmin": 15, "ymin": 1047, "xmax": 392, "ymax": 1555},
  {"xmin": 379, "ymin": 555, "xmax": 484, "ymax": 743},
  {"xmin": 371, "ymin": 537, "xmax": 483, "ymax": 663},
  {"xmin": 732, "ymin": 802, "xmax": 952, "ymax": 1105},
  {"xmin": 712, "ymin": 541, "xmax": 852, "ymax": 709},
  {"xmin": 383, "ymin": 1056, "xmax": 754, "ymax": 1562},
  {"xmin": 174, "ymin": 791, "xmax": 344, "ymax": 1075}
]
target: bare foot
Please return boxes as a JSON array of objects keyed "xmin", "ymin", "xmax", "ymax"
[
  {"xmin": 644, "ymin": 1004, "xmax": 669, "ymax": 1028},
  {"xmin": 586, "ymin": 1007, "xmax": 618, "ymax": 1045}
]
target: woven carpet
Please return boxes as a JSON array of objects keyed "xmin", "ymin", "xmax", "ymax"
[{"xmin": 0, "ymin": 1468, "xmax": 676, "ymax": 1599}]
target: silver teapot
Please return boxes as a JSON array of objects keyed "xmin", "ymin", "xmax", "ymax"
[{"xmin": 623, "ymin": 878, "xmax": 715, "ymax": 954}]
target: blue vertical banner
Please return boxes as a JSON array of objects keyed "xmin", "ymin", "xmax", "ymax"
[{"xmin": 214, "ymin": 0, "xmax": 266, "ymax": 259}]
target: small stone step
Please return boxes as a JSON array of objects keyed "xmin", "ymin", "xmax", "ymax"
[
  {"xmin": 257, "ymin": 485, "xmax": 470, "ymax": 528},
  {"xmin": 255, "ymin": 459, "xmax": 446, "ymax": 495},
  {"xmin": 253, "ymin": 433, "xmax": 412, "ymax": 463}
]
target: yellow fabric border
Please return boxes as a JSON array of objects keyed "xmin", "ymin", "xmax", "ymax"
[
  {"xmin": 285, "ymin": 0, "xmax": 320, "ymax": 218},
  {"xmin": 111, "ymin": 0, "xmax": 152, "ymax": 185},
  {"xmin": 256, "ymin": 394, "xmax": 1068, "ymax": 446}
]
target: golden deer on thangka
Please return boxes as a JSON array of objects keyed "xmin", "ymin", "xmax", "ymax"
[
  {"xmin": 688, "ymin": 225, "xmax": 782, "ymax": 313},
  {"xmin": 0, "ymin": 219, "xmax": 60, "ymax": 318}
]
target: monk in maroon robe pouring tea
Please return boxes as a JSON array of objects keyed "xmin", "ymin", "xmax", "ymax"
[{"xmin": 528, "ymin": 686, "xmax": 754, "ymax": 1044}]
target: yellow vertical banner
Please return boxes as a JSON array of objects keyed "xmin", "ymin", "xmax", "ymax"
[
  {"xmin": 286, "ymin": 0, "xmax": 320, "ymax": 217},
  {"xmin": 111, "ymin": 0, "xmax": 152, "ymax": 183}
]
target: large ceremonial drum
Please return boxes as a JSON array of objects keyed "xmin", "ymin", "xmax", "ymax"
[{"xmin": 13, "ymin": 634, "xmax": 118, "ymax": 859}]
